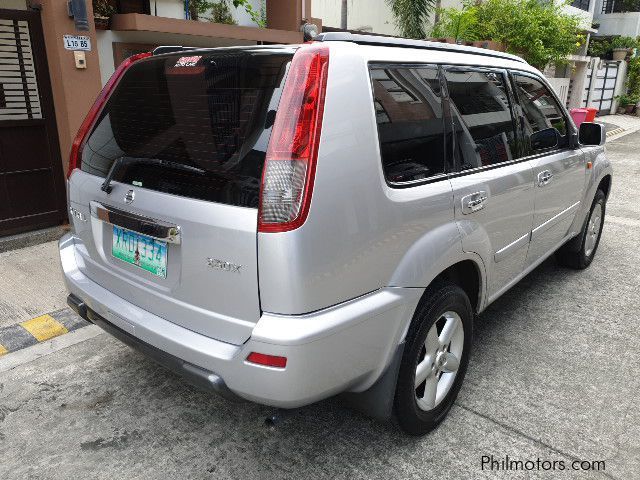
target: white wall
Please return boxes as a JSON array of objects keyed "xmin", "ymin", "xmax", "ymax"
[
  {"xmin": 152, "ymin": 0, "xmax": 186, "ymax": 19},
  {"xmin": 595, "ymin": 13, "xmax": 640, "ymax": 37},
  {"xmin": 562, "ymin": 4, "xmax": 594, "ymax": 30},
  {"xmin": 312, "ymin": 0, "xmax": 397, "ymax": 35},
  {"xmin": 150, "ymin": 0, "xmax": 262, "ymax": 27}
]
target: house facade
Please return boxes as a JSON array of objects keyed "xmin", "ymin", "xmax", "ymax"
[{"xmin": 594, "ymin": 0, "xmax": 640, "ymax": 36}]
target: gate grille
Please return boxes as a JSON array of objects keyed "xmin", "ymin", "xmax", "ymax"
[{"xmin": 0, "ymin": 19, "xmax": 41, "ymax": 121}]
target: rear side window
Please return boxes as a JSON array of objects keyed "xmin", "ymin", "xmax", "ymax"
[
  {"xmin": 444, "ymin": 69, "xmax": 517, "ymax": 170},
  {"xmin": 369, "ymin": 65, "xmax": 446, "ymax": 184},
  {"xmin": 81, "ymin": 49, "xmax": 293, "ymax": 208},
  {"xmin": 512, "ymin": 74, "xmax": 569, "ymax": 155}
]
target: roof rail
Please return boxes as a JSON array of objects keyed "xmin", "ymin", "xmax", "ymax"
[
  {"xmin": 314, "ymin": 32, "xmax": 527, "ymax": 65},
  {"xmin": 152, "ymin": 46, "xmax": 198, "ymax": 56}
]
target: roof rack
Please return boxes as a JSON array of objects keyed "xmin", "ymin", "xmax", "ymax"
[{"xmin": 313, "ymin": 32, "xmax": 527, "ymax": 65}]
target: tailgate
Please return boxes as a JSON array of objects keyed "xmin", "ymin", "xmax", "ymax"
[{"xmin": 67, "ymin": 48, "xmax": 294, "ymax": 345}]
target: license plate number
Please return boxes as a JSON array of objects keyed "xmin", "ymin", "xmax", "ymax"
[{"xmin": 112, "ymin": 226, "xmax": 167, "ymax": 278}]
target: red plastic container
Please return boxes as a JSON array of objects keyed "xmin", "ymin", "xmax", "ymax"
[
  {"xmin": 570, "ymin": 108, "xmax": 588, "ymax": 128},
  {"xmin": 585, "ymin": 107, "xmax": 598, "ymax": 122}
]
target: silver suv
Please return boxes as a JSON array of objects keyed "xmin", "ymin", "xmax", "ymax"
[{"xmin": 60, "ymin": 33, "xmax": 612, "ymax": 435}]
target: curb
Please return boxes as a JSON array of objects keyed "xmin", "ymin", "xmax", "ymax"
[
  {"xmin": 0, "ymin": 225, "xmax": 69, "ymax": 254},
  {"xmin": 0, "ymin": 308, "xmax": 90, "ymax": 357},
  {"xmin": 606, "ymin": 126, "xmax": 625, "ymax": 137}
]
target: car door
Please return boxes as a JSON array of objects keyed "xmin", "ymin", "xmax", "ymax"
[
  {"xmin": 443, "ymin": 67, "xmax": 535, "ymax": 301},
  {"xmin": 510, "ymin": 73, "xmax": 586, "ymax": 265}
]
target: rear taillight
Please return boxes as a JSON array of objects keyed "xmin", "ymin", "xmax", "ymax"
[
  {"xmin": 258, "ymin": 45, "xmax": 329, "ymax": 232},
  {"xmin": 67, "ymin": 52, "xmax": 152, "ymax": 179}
]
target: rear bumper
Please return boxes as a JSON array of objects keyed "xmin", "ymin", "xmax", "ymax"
[{"xmin": 60, "ymin": 233, "xmax": 422, "ymax": 408}]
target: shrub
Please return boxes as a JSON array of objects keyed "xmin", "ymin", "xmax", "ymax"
[
  {"xmin": 627, "ymin": 57, "xmax": 640, "ymax": 101},
  {"xmin": 430, "ymin": 0, "xmax": 584, "ymax": 70},
  {"xmin": 610, "ymin": 36, "xmax": 639, "ymax": 50}
]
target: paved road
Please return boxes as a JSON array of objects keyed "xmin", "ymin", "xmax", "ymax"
[{"xmin": 1, "ymin": 132, "xmax": 639, "ymax": 479}]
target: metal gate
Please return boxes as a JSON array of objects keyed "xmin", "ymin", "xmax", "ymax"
[
  {"xmin": 582, "ymin": 60, "xmax": 620, "ymax": 115},
  {"xmin": 0, "ymin": 9, "xmax": 66, "ymax": 237}
]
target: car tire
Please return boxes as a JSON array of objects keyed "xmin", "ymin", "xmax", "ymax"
[
  {"xmin": 394, "ymin": 281, "xmax": 473, "ymax": 436},
  {"xmin": 556, "ymin": 189, "xmax": 606, "ymax": 270}
]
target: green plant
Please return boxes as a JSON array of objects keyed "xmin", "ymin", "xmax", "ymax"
[
  {"xmin": 610, "ymin": 36, "xmax": 639, "ymax": 50},
  {"xmin": 430, "ymin": 4, "xmax": 479, "ymax": 41},
  {"xmin": 209, "ymin": 2, "xmax": 237, "ymax": 24},
  {"xmin": 93, "ymin": 0, "xmax": 116, "ymax": 18},
  {"xmin": 430, "ymin": 0, "xmax": 583, "ymax": 70},
  {"xmin": 616, "ymin": 93, "xmax": 637, "ymax": 106},
  {"xmin": 587, "ymin": 37, "xmax": 612, "ymax": 58},
  {"xmin": 186, "ymin": 0, "xmax": 264, "ymax": 27},
  {"xmin": 386, "ymin": 0, "xmax": 436, "ymax": 39},
  {"xmin": 626, "ymin": 57, "xmax": 640, "ymax": 101}
]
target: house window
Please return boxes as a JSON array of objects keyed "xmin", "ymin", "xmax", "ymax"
[
  {"xmin": 571, "ymin": 0, "xmax": 590, "ymax": 11},
  {"xmin": 602, "ymin": 0, "xmax": 640, "ymax": 13}
]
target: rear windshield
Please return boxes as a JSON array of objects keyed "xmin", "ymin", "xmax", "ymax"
[{"xmin": 81, "ymin": 49, "xmax": 293, "ymax": 208}]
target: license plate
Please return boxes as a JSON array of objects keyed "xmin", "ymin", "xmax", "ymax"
[{"xmin": 112, "ymin": 226, "xmax": 167, "ymax": 278}]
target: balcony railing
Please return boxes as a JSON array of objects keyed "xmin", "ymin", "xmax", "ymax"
[
  {"xmin": 602, "ymin": 0, "xmax": 640, "ymax": 13},
  {"xmin": 571, "ymin": 0, "xmax": 590, "ymax": 11}
]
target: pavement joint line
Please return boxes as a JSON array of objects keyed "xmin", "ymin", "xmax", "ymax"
[
  {"xmin": 454, "ymin": 403, "xmax": 620, "ymax": 480},
  {"xmin": 0, "ymin": 308, "xmax": 90, "ymax": 357}
]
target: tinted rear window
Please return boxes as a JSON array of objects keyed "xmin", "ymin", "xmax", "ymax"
[
  {"xmin": 81, "ymin": 49, "xmax": 293, "ymax": 208},
  {"xmin": 369, "ymin": 65, "xmax": 446, "ymax": 184}
]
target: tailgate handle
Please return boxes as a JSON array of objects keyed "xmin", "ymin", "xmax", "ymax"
[{"xmin": 91, "ymin": 202, "xmax": 181, "ymax": 244}]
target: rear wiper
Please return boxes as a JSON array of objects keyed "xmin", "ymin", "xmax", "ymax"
[{"xmin": 101, "ymin": 157, "xmax": 206, "ymax": 194}]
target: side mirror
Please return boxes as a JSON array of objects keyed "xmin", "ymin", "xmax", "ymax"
[
  {"xmin": 579, "ymin": 122, "xmax": 606, "ymax": 146},
  {"xmin": 530, "ymin": 127, "xmax": 559, "ymax": 151}
]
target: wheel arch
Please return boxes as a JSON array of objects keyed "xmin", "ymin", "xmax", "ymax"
[
  {"xmin": 432, "ymin": 260, "xmax": 483, "ymax": 314},
  {"xmin": 598, "ymin": 174, "xmax": 612, "ymax": 200}
]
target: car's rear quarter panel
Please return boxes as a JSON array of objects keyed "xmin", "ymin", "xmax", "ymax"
[{"xmin": 258, "ymin": 44, "xmax": 536, "ymax": 316}]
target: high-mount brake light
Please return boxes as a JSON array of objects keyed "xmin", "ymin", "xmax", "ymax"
[
  {"xmin": 258, "ymin": 44, "xmax": 329, "ymax": 233},
  {"xmin": 67, "ymin": 52, "xmax": 152, "ymax": 179}
]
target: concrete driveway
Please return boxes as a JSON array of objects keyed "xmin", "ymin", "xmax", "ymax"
[{"xmin": 0, "ymin": 132, "xmax": 639, "ymax": 479}]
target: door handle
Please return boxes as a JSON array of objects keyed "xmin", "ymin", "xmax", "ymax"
[
  {"xmin": 461, "ymin": 191, "xmax": 488, "ymax": 214},
  {"xmin": 538, "ymin": 170, "xmax": 554, "ymax": 187}
]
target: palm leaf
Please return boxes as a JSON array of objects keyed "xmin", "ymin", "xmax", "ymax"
[{"xmin": 386, "ymin": 0, "xmax": 436, "ymax": 39}]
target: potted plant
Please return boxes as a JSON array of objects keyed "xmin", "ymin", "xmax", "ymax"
[
  {"xmin": 610, "ymin": 36, "xmax": 637, "ymax": 61},
  {"xmin": 93, "ymin": 0, "xmax": 115, "ymax": 30},
  {"xmin": 616, "ymin": 94, "xmax": 637, "ymax": 114}
]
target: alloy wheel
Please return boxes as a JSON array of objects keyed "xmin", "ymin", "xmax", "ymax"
[{"xmin": 414, "ymin": 311, "xmax": 464, "ymax": 411}]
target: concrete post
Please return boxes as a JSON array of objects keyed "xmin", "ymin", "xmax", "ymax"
[
  {"xmin": 568, "ymin": 60, "xmax": 588, "ymax": 110},
  {"xmin": 611, "ymin": 60, "xmax": 628, "ymax": 113},
  {"xmin": 30, "ymin": 0, "xmax": 103, "ymax": 175},
  {"xmin": 266, "ymin": 0, "xmax": 311, "ymax": 31}
]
